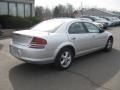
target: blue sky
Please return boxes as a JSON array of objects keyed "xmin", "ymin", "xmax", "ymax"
[{"xmin": 35, "ymin": 0, "xmax": 120, "ymax": 11}]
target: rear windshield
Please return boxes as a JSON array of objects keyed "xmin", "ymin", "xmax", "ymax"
[{"xmin": 31, "ymin": 19, "xmax": 64, "ymax": 32}]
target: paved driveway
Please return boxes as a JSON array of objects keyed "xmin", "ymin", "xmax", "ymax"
[{"xmin": 0, "ymin": 27, "xmax": 120, "ymax": 90}]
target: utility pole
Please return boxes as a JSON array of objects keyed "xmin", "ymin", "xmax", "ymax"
[{"xmin": 81, "ymin": 2, "xmax": 83, "ymax": 16}]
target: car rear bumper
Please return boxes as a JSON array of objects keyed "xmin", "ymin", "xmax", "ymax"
[{"xmin": 9, "ymin": 44, "xmax": 54, "ymax": 64}]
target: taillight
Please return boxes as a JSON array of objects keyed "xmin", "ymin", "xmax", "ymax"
[{"xmin": 30, "ymin": 37, "xmax": 47, "ymax": 48}]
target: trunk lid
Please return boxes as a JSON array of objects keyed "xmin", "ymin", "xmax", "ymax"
[{"xmin": 12, "ymin": 30, "xmax": 49, "ymax": 46}]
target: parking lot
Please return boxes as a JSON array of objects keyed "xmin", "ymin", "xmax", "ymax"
[{"xmin": 0, "ymin": 26, "xmax": 120, "ymax": 90}]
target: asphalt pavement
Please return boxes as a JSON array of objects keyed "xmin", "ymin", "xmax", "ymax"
[{"xmin": 0, "ymin": 27, "xmax": 120, "ymax": 90}]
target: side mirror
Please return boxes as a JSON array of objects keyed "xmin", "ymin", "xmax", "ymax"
[{"xmin": 99, "ymin": 28, "xmax": 105, "ymax": 33}]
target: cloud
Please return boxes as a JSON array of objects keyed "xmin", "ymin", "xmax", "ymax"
[{"xmin": 35, "ymin": 0, "xmax": 120, "ymax": 11}]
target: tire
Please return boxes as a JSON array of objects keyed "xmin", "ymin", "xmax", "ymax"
[
  {"xmin": 104, "ymin": 37, "xmax": 113, "ymax": 52},
  {"xmin": 54, "ymin": 48, "xmax": 73, "ymax": 70}
]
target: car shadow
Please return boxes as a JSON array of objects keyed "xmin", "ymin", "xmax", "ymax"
[
  {"xmin": 69, "ymin": 49, "xmax": 120, "ymax": 85},
  {"xmin": 9, "ymin": 49, "xmax": 120, "ymax": 90},
  {"xmin": 0, "ymin": 44, "xmax": 3, "ymax": 50}
]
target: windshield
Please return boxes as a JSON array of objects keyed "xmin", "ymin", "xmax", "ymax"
[
  {"xmin": 80, "ymin": 18, "xmax": 93, "ymax": 22},
  {"xmin": 31, "ymin": 19, "xmax": 64, "ymax": 32},
  {"xmin": 91, "ymin": 16, "xmax": 104, "ymax": 21},
  {"xmin": 94, "ymin": 17, "xmax": 107, "ymax": 21}
]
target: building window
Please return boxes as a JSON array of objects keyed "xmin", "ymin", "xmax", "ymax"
[
  {"xmin": 25, "ymin": 4, "xmax": 30, "ymax": 17},
  {"xmin": 0, "ymin": 2, "xmax": 8, "ymax": 15},
  {"xmin": 32, "ymin": 4, "xmax": 35, "ymax": 16},
  {"xmin": 17, "ymin": 3, "xmax": 24, "ymax": 17},
  {"xmin": 0, "ymin": 2, "xmax": 34, "ymax": 17},
  {"xmin": 9, "ymin": 3, "xmax": 17, "ymax": 16}
]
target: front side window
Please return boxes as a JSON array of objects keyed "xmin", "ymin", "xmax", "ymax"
[
  {"xmin": 84, "ymin": 22, "xmax": 100, "ymax": 33},
  {"xmin": 68, "ymin": 22, "xmax": 86, "ymax": 34}
]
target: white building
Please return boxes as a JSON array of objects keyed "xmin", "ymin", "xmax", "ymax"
[{"xmin": 0, "ymin": 0, "xmax": 35, "ymax": 17}]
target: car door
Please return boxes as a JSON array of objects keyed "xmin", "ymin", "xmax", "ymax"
[
  {"xmin": 83, "ymin": 22, "xmax": 108, "ymax": 49},
  {"xmin": 67, "ymin": 22, "xmax": 95, "ymax": 55}
]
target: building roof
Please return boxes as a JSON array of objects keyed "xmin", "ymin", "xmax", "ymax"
[
  {"xmin": 72, "ymin": 8, "xmax": 120, "ymax": 18},
  {"xmin": 0, "ymin": 0, "xmax": 34, "ymax": 3},
  {"xmin": 82, "ymin": 8, "xmax": 120, "ymax": 17},
  {"xmin": 91, "ymin": 8, "xmax": 119, "ymax": 16}
]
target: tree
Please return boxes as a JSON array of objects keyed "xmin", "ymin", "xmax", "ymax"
[
  {"xmin": 66, "ymin": 4, "xmax": 74, "ymax": 17},
  {"xmin": 53, "ymin": 4, "xmax": 74, "ymax": 18},
  {"xmin": 53, "ymin": 5, "xmax": 66, "ymax": 17},
  {"xmin": 43, "ymin": 8, "xmax": 53, "ymax": 20},
  {"xmin": 35, "ymin": 6, "xmax": 44, "ymax": 20}
]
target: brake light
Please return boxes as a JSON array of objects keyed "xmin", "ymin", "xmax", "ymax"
[{"xmin": 30, "ymin": 37, "xmax": 47, "ymax": 48}]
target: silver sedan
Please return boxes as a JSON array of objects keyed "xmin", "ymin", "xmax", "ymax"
[{"xmin": 10, "ymin": 18, "xmax": 113, "ymax": 70}]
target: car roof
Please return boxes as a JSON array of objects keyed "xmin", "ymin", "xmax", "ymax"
[
  {"xmin": 46, "ymin": 18, "xmax": 82, "ymax": 23},
  {"xmin": 42, "ymin": 18, "xmax": 94, "ymax": 25}
]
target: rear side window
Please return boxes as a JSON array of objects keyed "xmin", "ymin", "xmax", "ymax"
[
  {"xmin": 84, "ymin": 22, "xmax": 100, "ymax": 33},
  {"xmin": 68, "ymin": 22, "xmax": 87, "ymax": 34}
]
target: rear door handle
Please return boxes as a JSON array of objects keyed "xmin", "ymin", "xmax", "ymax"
[
  {"xmin": 92, "ymin": 35, "xmax": 95, "ymax": 38},
  {"xmin": 72, "ymin": 37, "xmax": 76, "ymax": 40}
]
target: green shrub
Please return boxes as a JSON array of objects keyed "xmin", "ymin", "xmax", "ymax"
[
  {"xmin": 0, "ymin": 31, "xmax": 3, "ymax": 36},
  {"xmin": 0, "ymin": 15, "xmax": 40, "ymax": 29},
  {"xmin": 26, "ymin": 17, "xmax": 40, "ymax": 25}
]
